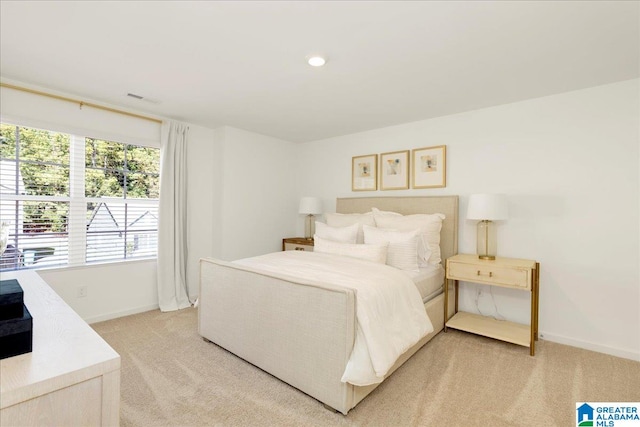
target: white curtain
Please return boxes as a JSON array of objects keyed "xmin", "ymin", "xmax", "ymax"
[{"xmin": 157, "ymin": 121, "xmax": 191, "ymax": 311}]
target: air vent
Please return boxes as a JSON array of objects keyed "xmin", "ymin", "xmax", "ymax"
[{"xmin": 126, "ymin": 93, "xmax": 161, "ymax": 104}]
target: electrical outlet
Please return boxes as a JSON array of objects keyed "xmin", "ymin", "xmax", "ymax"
[{"xmin": 77, "ymin": 286, "xmax": 88, "ymax": 298}]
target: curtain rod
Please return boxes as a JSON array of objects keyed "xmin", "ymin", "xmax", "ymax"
[{"xmin": 0, "ymin": 82, "xmax": 163, "ymax": 124}]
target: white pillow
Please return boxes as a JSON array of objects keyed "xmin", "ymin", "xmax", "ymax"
[
  {"xmin": 362, "ymin": 225, "xmax": 420, "ymax": 272},
  {"xmin": 324, "ymin": 212, "xmax": 376, "ymax": 244},
  {"xmin": 372, "ymin": 208, "xmax": 445, "ymax": 265},
  {"xmin": 315, "ymin": 221, "xmax": 358, "ymax": 244},
  {"xmin": 371, "ymin": 208, "xmax": 402, "ymax": 218},
  {"xmin": 313, "ymin": 236, "xmax": 388, "ymax": 264}
]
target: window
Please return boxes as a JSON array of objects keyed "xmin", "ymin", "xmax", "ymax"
[
  {"xmin": 84, "ymin": 138, "xmax": 160, "ymax": 263},
  {"xmin": 0, "ymin": 123, "xmax": 160, "ymax": 271}
]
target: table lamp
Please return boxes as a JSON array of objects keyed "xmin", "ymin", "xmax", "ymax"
[
  {"xmin": 299, "ymin": 197, "xmax": 323, "ymax": 239},
  {"xmin": 467, "ymin": 194, "xmax": 508, "ymax": 260}
]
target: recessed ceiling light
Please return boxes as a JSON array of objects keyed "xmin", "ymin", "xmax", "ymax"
[{"xmin": 307, "ymin": 56, "xmax": 326, "ymax": 67}]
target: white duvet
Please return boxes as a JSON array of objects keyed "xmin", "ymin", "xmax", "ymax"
[{"xmin": 234, "ymin": 250, "xmax": 433, "ymax": 386}]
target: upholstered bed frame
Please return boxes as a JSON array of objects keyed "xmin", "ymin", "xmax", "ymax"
[{"xmin": 199, "ymin": 196, "xmax": 458, "ymax": 414}]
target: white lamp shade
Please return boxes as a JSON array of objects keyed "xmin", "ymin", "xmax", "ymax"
[
  {"xmin": 467, "ymin": 194, "xmax": 508, "ymax": 220},
  {"xmin": 299, "ymin": 197, "xmax": 323, "ymax": 215}
]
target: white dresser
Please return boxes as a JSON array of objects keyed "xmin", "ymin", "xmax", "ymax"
[{"xmin": 0, "ymin": 271, "xmax": 120, "ymax": 426}]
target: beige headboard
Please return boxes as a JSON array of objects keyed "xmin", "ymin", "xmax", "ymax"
[{"xmin": 336, "ymin": 196, "xmax": 459, "ymax": 263}]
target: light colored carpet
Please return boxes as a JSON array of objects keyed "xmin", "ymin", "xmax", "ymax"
[{"xmin": 92, "ymin": 308, "xmax": 640, "ymax": 426}]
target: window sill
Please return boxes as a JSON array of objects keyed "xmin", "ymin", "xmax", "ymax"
[{"xmin": 34, "ymin": 257, "xmax": 157, "ymax": 274}]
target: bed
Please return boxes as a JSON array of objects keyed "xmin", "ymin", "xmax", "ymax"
[{"xmin": 198, "ymin": 196, "xmax": 458, "ymax": 414}]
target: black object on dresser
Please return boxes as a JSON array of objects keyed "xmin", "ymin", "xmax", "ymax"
[{"xmin": 0, "ymin": 279, "xmax": 33, "ymax": 359}]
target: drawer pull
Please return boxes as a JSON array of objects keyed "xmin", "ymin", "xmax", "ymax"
[
  {"xmin": 477, "ymin": 270, "xmax": 493, "ymax": 278},
  {"xmin": 295, "ymin": 247, "xmax": 305, "ymax": 251}
]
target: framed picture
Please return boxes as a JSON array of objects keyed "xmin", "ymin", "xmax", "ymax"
[
  {"xmin": 352, "ymin": 154, "xmax": 378, "ymax": 191},
  {"xmin": 412, "ymin": 145, "xmax": 446, "ymax": 188},
  {"xmin": 380, "ymin": 150, "xmax": 409, "ymax": 190}
]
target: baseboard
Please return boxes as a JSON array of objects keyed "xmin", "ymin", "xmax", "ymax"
[
  {"xmin": 84, "ymin": 303, "xmax": 160, "ymax": 324},
  {"xmin": 540, "ymin": 331, "xmax": 640, "ymax": 362}
]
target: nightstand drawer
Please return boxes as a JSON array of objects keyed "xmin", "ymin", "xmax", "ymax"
[
  {"xmin": 284, "ymin": 242, "xmax": 313, "ymax": 252},
  {"xmin": 448, "ymin": 261, "xmax": 530, "ymax": 289}
]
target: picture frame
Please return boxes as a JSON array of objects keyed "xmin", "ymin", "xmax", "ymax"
[
  {"xmin": 412, "ymin": 145, "xmax": 446, "ymax": 189},
  {"xmin": 380, "ymin": 150, "xmax": 409, "ymax": 190},
  {"xmin": 352, "ymin": 154, "xmax": 378, "ymax": 191}
]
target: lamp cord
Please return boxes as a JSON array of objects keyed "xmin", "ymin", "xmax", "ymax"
[
  {"xmin": 475, "ymin": 284, "xmax": 505, "ymax": 321},
  {"xmin": 489, "ymin": 286, "xmax": 505, "ymax": 321},
  {"xmin": 475, "ymin": 286, "xmax": 488, "ymax": 317}
]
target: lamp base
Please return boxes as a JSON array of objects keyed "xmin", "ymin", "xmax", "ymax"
[
  {"xmin": 304, "ymin": 214, "xmax": 315, "ymax": 239},
  {"xmin": 476, "ymin": 220, "xmax": 498, "ymax": 260}
]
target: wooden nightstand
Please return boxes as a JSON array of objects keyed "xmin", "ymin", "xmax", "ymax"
[
  {"xmin": 282, "ymin": 237, "xmax": 314, "ymax": 252},
  {"xmin": 444, "ymin": 254, "xmax": 540, "ymax": 355}
]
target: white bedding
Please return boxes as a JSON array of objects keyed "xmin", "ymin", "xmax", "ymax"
[
  {"xmin": 403, "ymin": 264, "xmax": 445, "ymax": 303},
  {"xmin": 234, "ymin": 250, "xmax": 433, "ymax": 386}
]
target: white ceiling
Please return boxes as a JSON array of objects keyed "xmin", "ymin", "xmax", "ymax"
[{"xmin": 1, "ymin": 1, "xmax": 638, "ymax": 143}]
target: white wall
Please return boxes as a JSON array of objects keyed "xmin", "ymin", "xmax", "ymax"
[
  {"xmin": 185, "ymin": 124, "xmax": 216, "ymax": 299},
  {"xmin": 37, "ymin": 259, "xmax": 158, "ymax": 323},
  {"xmin": 295, "ymin": 79, "xmax": 640, "ymax": 360},
  {"xmin": 0, "ymin": 79, "xmax": 160, "ymax": 147},
  {"xmin": 214, "ymin": 126, "xmax": 298, "ymax": 260}
]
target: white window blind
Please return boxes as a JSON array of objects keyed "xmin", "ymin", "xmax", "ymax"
[{"xmin": 0, "ymin": 123, "xmax": 159, "ymax": 271}]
